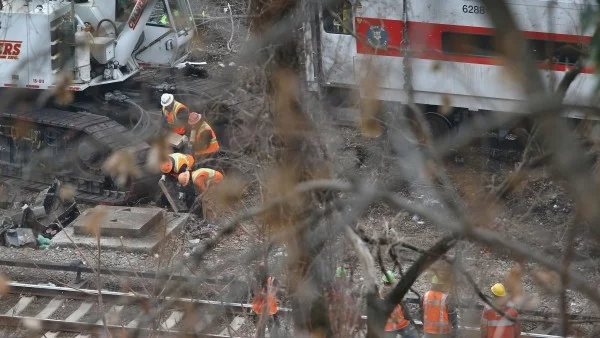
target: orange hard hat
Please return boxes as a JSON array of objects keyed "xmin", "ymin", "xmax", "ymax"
[
  {"xmin": 188, "ymin": 112, "xmax": 202, "ymax": 125},
  {"xmin": 160, "ymin": 159, "xmax": 174, "ymax": 174},
  {"xmin": 178, "ymin": 171, "xmax": 191, "ymax": 186},
  {"xmin": 185, "ymin": 154, "xmax": 195, "ymax": 167}
]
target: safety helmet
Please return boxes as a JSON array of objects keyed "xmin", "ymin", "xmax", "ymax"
[
  {"xmin": 382, "ymin": 270, "xmax": 396, "ymax": 284},
  {"xmin": 178, "ymin": 170, "xmax": 191, "ymax": 186},
  {"xmin": 160, "ymin": 158, "xmax": 174, "ymax": 174},
  {"xmin": 491, "ymin": 283, "xmax": 506, "ymax": 297},
  {"xmin": 335, "ymin": 267, "xmax": 348, "ymax": 278},
  {"xmin": 185, "ymin": 154, "xmax": 195, "ymax": 168},
  {"xmin": 161, "ymin": 93, "xmax": 174, "ymax": 107},
  {"xmin": 188, "ymin": 112, "xmax": 202, "ymax": 125}
]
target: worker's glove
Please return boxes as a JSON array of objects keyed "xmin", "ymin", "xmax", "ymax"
[
  {"xmin": 181, "ymin": 135, "xmax": 189, "ymax": 144},
  {"xmin": 160, "ymin": 175, "xmax": 166, "ymax": 182},
  {"xmin": 178, "ymin": 192, "xmax": 185, "ymax": 200}
]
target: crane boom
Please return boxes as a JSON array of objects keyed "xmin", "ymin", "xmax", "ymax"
[{"xmin": 114, "ymin": 0, "xmax": 160, "ymax": 67}]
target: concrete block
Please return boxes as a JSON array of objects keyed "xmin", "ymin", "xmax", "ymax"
[
  {"xmin": 73, "ymin": 207, "xmax": 163, "ymax": 238},
  {"xmin": 50, "ymin": 209, "xmax": 189, "ymax": 254},
  {"xmin": 0, "ymin": 185, "xmax": 18, "ymax": 209}
]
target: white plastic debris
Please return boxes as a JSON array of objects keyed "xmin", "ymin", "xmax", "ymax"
[
  {"xmin": 183, "ymin": 252, "xmax": 190, "ymax": 257},
  {"xmin": 417, "ymin": 221, "xmax": 425, "ymax": 225},
  {"xmin": 218, "ymin": 62, "xmax": 225, "ymax": 68},
  {"xmin": 412, "ymin": 215, "xmax": 420, "ymax": 222},
  {"xmin": 189, "ymin": 239, "xmax": 200, "ymax": 244},
  {"xmin": 175, "ymin": 61, "xmax": 207, "ymax": 69},
  {"xmin": 22, "ymin": 318, "xmax": 41, "ymax": 330},
  {"xmin": 228, "ymin": 62, "xmax": 236, "ymax": 67}
]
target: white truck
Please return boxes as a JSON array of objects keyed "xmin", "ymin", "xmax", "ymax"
[{"xmin": 0, "ymin": 0, "xmax": 200, "ymax": 204}]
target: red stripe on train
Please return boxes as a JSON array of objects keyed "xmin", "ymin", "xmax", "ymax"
[{"xmin": 355, "ymin": 18, "xmax": 593, "ymax": 74}]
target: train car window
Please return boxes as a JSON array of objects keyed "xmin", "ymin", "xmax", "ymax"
[
  {"xmin": 323, "ymin": 1, "xmax": 354, "ymax": 35},
  {"xmin": 528, "ymin": 39, "xmax": 588, "ymax": 65},
  {"xmin": 441, "ymin": 31, "xmax": 588, "ymax": 65},
  {"xmin": 441, "ymin": 32, "xmax": 496, "ymax": 57}
]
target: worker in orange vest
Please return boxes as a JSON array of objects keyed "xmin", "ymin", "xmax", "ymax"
[
  {"xmin": 251, "ymin": 263, "xmax": 280, "ymax": 338},
  {"xmin": 380, "ymin": 271, "xmax": 419, "ymax": 338},
  {"xmin": 160, "ymin": 153, "xmax": 194, "ymax": 178},
  {"xmin": 187, "ymin": 112, "xmax": 220, "ymax": 167},
  {"xmin": 177, "ymin": 168, "xmax": 223, "ymax": 194},
  {"xmin": 161, "ymin": 93, "xmax": 190, "ymax": 136},
  {"xmin": 480, "ymin": 283, "xmax": 521, "ymax": 338},
  {"xmin": 421, "ymin": 275, "xmax": 458, "ymax": 338},
  {"xmin": 177, "ymin": 168, "xmax": 224, "ymax": 213}
]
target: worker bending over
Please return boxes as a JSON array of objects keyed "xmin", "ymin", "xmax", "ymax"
[
  {"xmin": 177, "ymin": 168, "xmax": 224, "ymax": 216},
  {"xmin": 160, "ymin": 153, "xmax": 194, "ymax": 178},
  {"xmin": 421, "ymin": 275, "xmax": 458, "ymax": 338},
  {"xmin": 188, "ymin": 112, "xmax": 219, "ymax": 167},
  {"xmin": 480, "ymin": 283, "xmax": 521, "ymax": 338},
  {"xmin": 177, "ymin": 168, "xmax": 223, "ymax": 193},
  {"xmin": 161, "ymin": 93, "xmax": 190, "ymax": 136},
  {"xmin": 381, "ymin": 271, "xmax": 419, "ymax": 338},
  {"xmin": 251, "ymin": 263, "xmax": 280, "ymax": 337}
]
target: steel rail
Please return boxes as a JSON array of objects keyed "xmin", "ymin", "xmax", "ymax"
[
  {"xmin": 3, "ymin": 282, "xmax": 579, "ymax": 338},
  {"xmin": 0, "ymin": 258, "xmax": 234, "ymax": 285},
  {"xmin": 7, "ymin": 282, "xmax": 288, "ymax": 313},
  {"xmin": 3, "ymin": 258, "xmax": 599, "ymax": 323}
]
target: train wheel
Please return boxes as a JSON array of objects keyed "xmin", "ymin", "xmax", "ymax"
[{"xmin": 424, "ymin": 112, "xmax": 453, "ymax": 139}]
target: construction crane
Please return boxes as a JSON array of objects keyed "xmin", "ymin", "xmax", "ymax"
[{"xmin": 0, "ymin": 0, "xmax": 202, "ymax": 205}]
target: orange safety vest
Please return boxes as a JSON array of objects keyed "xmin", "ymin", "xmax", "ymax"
[
  {"xmin": 422, "ymin": 290, "xmax": 451, "ymax": 334},
  {"xmin": 481, "ymin": 304, "xmax": 520, "ymax": 338},
  {"xmin": 170, "ymin": 153, "xmax": 194, "ymax": 175},
  {"xmin": 191, "ymin": 168, "xmax": 223, "ymax": 192},
  {"xmin": 252, "ymin": 277, "xmax": 278, "ymax": 315},
  {"xmin": 378, "ymin": 291, "xmax": 410, "ymax": 331},
  {"xmin": 385, "ymin": 303, "xmax": 410, "ymax": 331},
  {"xmin": 162, "ymin": 101, "xmax": 188, "ymax": 135},
  {"xmin": 194, "ymin": 121, "xmax": 219, "ymax": 155}
]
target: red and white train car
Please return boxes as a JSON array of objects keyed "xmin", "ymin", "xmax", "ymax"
[{"xmin": 304, "ymin": 0, "xmax": 596, "ymax": 131}]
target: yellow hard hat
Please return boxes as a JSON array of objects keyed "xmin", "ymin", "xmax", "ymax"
[{"xmin": 491, "ymin": 283, "xmax": 506, "ymax": 297}]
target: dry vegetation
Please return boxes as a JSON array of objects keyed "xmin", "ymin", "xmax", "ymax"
[{"xmin": 3, "ymin": 0, "xmax": 600, "ymax": 337}]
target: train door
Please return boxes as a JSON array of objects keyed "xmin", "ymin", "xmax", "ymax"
[{"xmin": 317, "ymin": 0, "xmax": 358, "ymax": 87}]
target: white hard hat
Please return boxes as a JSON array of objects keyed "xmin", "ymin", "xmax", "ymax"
[{"xmin": 161, "ymin": 93, "xmax": 174, "ymax": 107}]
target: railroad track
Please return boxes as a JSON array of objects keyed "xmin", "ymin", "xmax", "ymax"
[
  {"xmin": 0, "ymin": 282, "xmax": 268, "ymax": 337},
  {"xmin": 0, "ymin": 282, "xmax": 579, "ymax": 337}
]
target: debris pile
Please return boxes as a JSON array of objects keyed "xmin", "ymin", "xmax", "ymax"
[{"xmin": 0, "ymin": 179, "xmax": 80, "ymax": 248}]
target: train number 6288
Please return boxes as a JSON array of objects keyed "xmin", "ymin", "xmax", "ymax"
[{"xmin": 462, "ymin": 4, "xmax": 485, "ymax": 14}]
